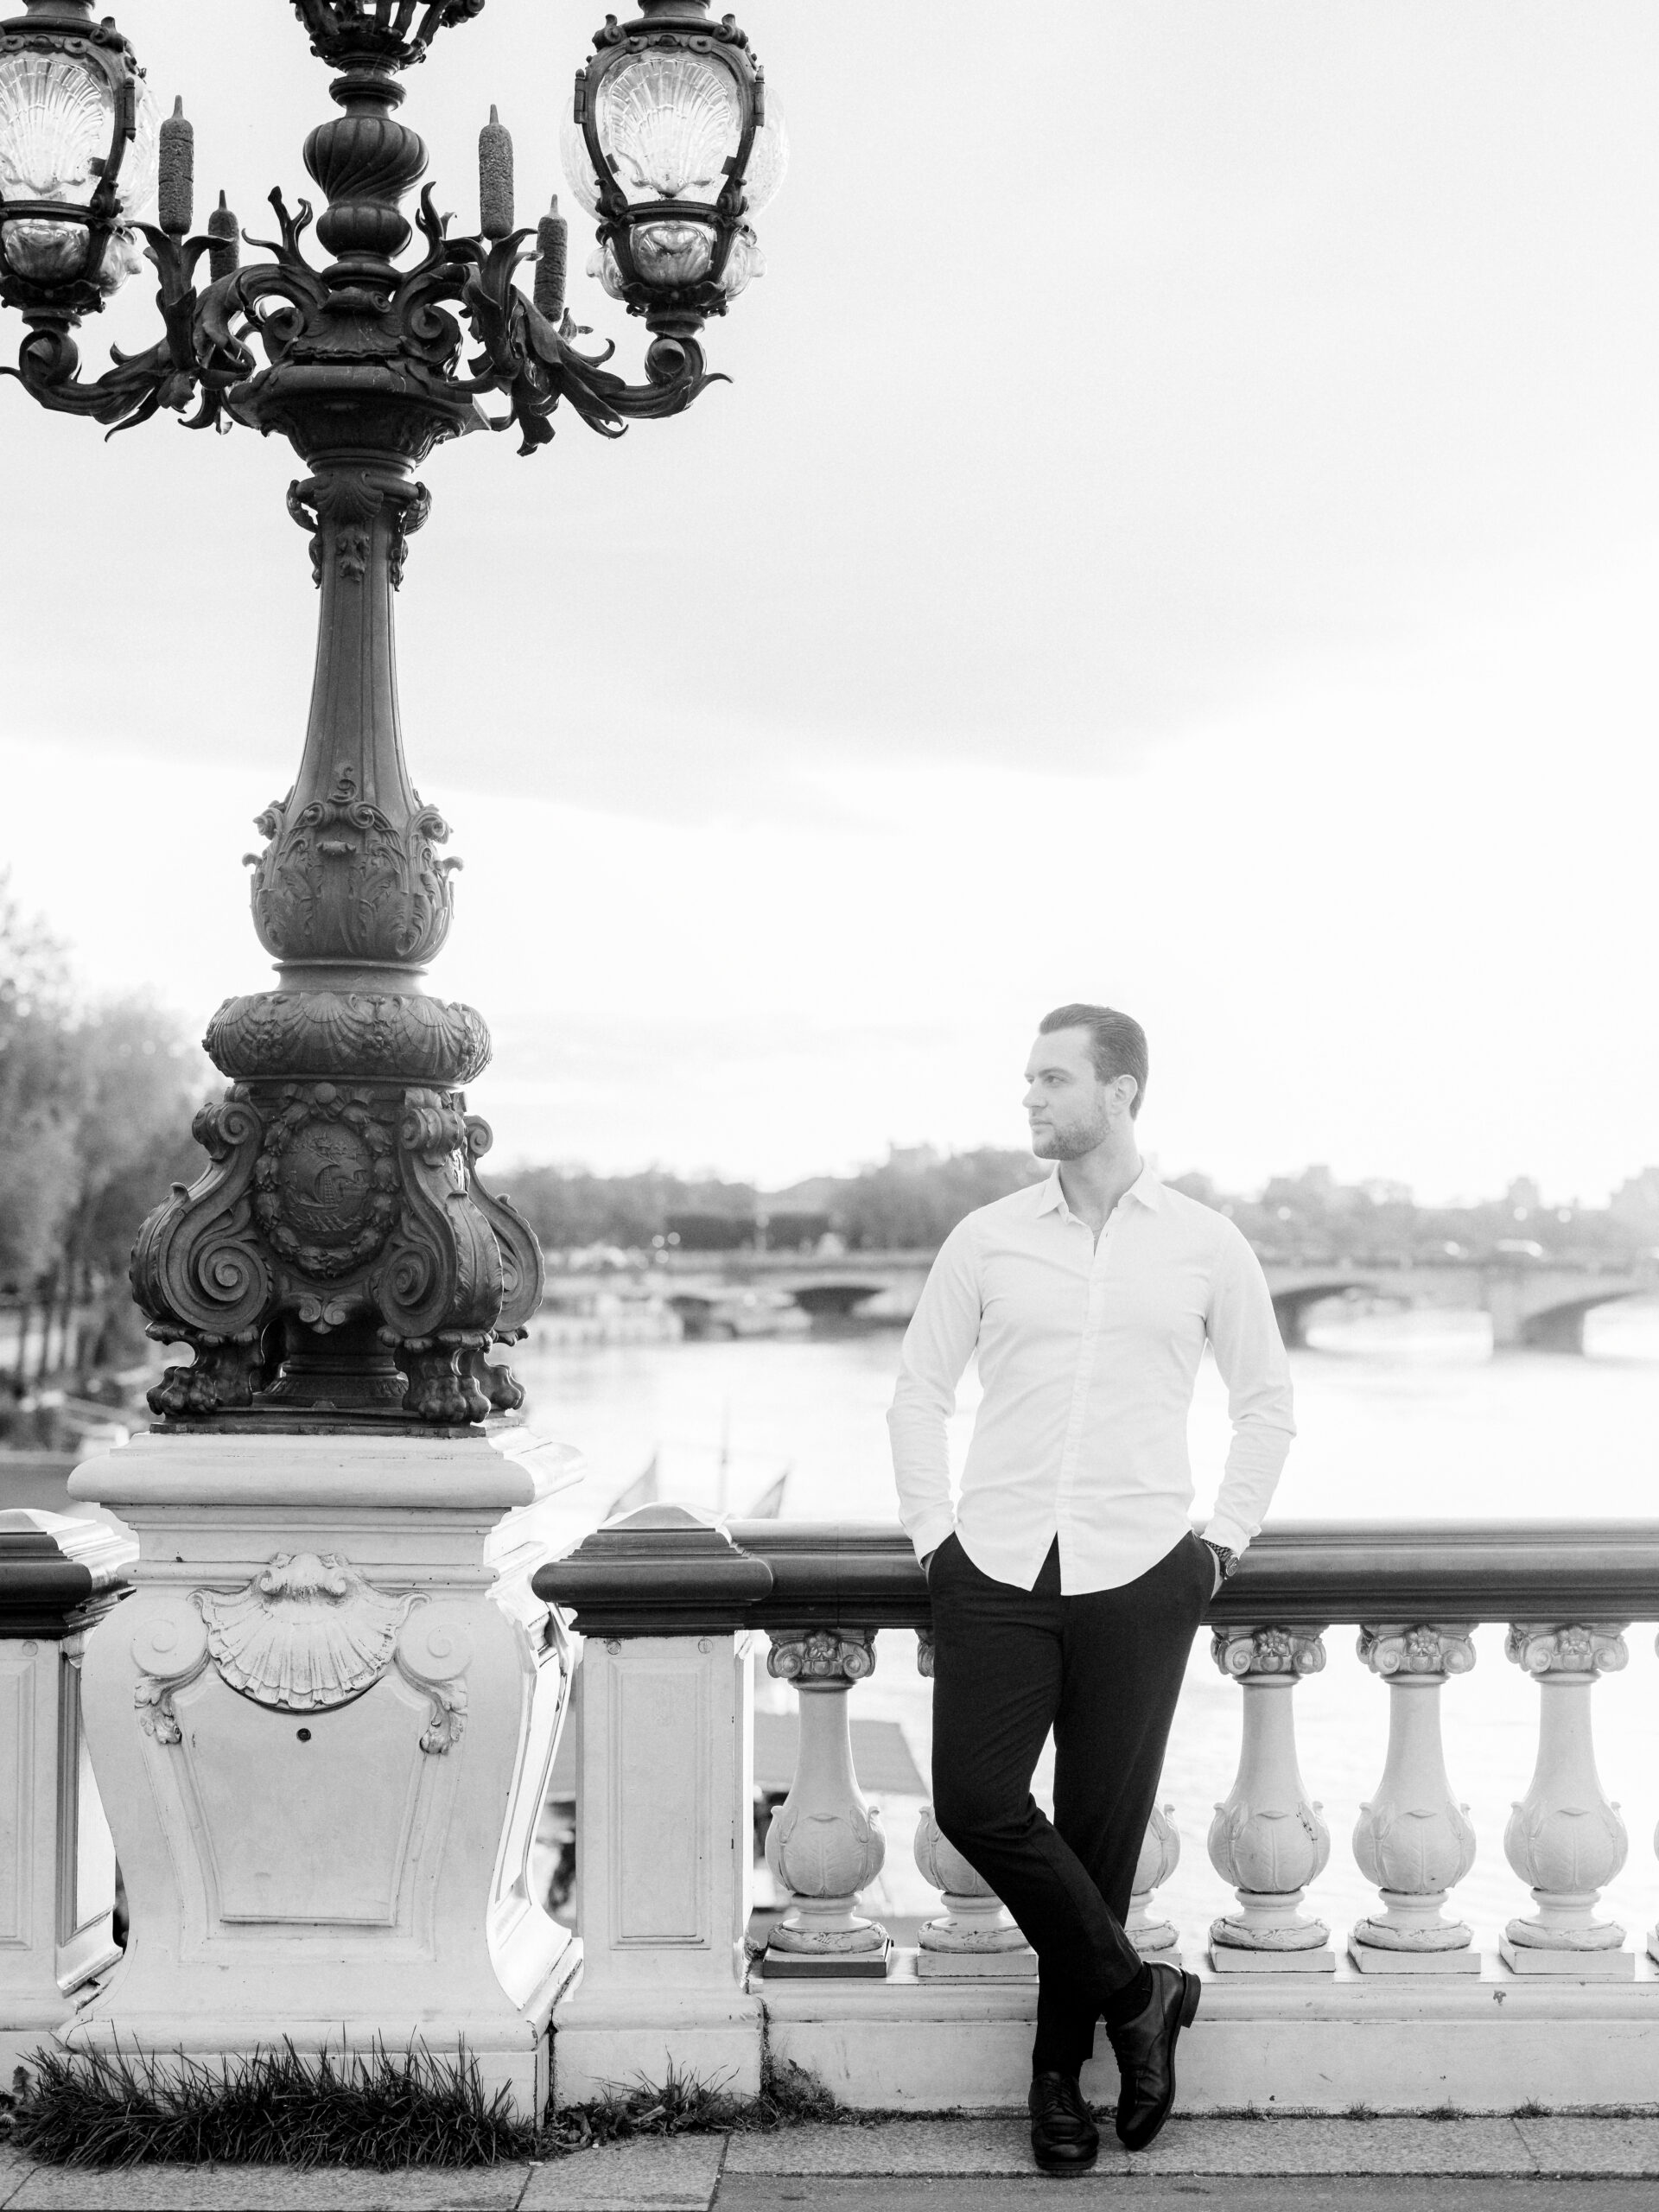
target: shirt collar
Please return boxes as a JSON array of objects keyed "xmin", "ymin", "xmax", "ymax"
[{"xmin": 1035, "ymin": 1161, "xmax": 1163, "ymax": 1222}]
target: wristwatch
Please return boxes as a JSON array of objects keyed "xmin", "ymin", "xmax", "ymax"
[{"xmin": 1202, "ymin": 1538, "xmax": 1239, "ymax": 1585}]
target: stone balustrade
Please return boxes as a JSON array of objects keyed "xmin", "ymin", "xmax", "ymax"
[{"xmin": 537, "ymin": 1511, "xmax": 1659, "ymax": 2112}]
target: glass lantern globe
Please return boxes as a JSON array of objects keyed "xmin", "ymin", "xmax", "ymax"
[
  {"xmin": 0, "ymin": 35, "xmax": 158, "ymax": 302},
  {"xmin": 560, "ymin": 7, "xmax": 785, "ymax": 325}
]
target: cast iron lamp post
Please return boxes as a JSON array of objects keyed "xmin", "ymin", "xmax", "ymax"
[{"xmin": 0, "ymin": 0, "xmax": 783, "ymax": 1428}]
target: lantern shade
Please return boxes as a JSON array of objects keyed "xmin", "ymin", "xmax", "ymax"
[
  {"xmin": 561, "ymin": 63, "xmax": 786, "ymax": 223},
  {"xmin": 596, "ymin": 49, "xmax": 739, "ymax": 207},
  {"xmin": 0, "ymin": 46, "xmax": 158, "ymax": 291},
  {"xmin": 560, "ymin": 13, "xmax": 784, "ymax": 323}
]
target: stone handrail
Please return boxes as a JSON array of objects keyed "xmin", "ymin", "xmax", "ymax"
[
  {"xmin": 536, "ymin": 1513, "xmax": 1659, "ymax": 1630},
  {"xmin": 538, "ymin": 1510, "xmax": 1659, "ymax": 2113}
]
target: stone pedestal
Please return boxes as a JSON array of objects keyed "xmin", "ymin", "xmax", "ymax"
[
  {"xmin": 0, "ymin": 1508, "xmax": 135, "ymax": 2081},
  {"xmin": 1501, "ymin": 1622, "xmax": 1632, "ymax": 1980},
  {"xmin": 1208, "ymin": 1626, "xmax": 1334, "ymax": 1973},
  {"xmin": 550, "ymin": 1619, "xmax": 762, "ymax": 2101},
  {"xmin": 1349, "ymin": 1625, "xmax": 1479, "ymax": 1976},
  {"xmin": 63, "ymin": 1427, "xmax": 580, "ymax": 2115}
]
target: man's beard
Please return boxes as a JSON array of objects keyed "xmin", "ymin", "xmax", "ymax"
[{"xmin": 1030, "ymin": 1117, "xmax": 1109, "ymax": 1160}]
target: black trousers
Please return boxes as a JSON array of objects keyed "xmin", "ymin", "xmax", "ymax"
[{"xmin": 928, "ymin": 1527, "xmax": 1210, "ymax": 2077}]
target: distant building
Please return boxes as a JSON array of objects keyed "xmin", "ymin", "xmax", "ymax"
[
  {"xmin": 664, "ymin": 1211, "xmax": 758, "ymax": 1254},
  {"xmin": 1611, "ymin": 1167, "xmax": 1659, "ymax": 1230}
]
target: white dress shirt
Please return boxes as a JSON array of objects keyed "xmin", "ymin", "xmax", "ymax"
[{"xmin": 887, "ymin": 1164, "xmax": 1294, "ymax": 1594}]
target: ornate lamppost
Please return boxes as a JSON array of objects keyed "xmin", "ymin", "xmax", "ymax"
[
  {"xmin": 0, "ymin": 0, "xmax": 782, "ymax": 2106},
  {"xmin": 0, "ymin": 0, "xmax": 783, "ymax": 1427}
]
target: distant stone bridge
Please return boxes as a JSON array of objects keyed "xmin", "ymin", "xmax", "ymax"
[{"xmin": 657, "ymin": 1249, "xmax": 1659, "ymax": 1354}]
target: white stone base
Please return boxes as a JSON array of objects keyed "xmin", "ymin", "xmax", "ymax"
[
  {"xmin": 1209, "ymin": 1943, "xmax": 1336, "ymax": 1973},
  {"xmin": 552, "ymin": 1989, "xmax": 765, "ymax": 2106},
  {"xmin": 1, "ymin": 2004, "xmax": 77, "ymax": 2090},
  {"xmin": 1498, "ymin": 1937, "xmax": 1634, "ymax": 1980},
  {"xmin": 757, "ymin": 1948, "xmax": 1659, "ymax": 2113},
  {"xmin": 915, "ymin": 1948, "xmax": 1038, "ymax": 1980},
  {"xmin": 1349, "ymin": 1939, "xmax": 1481, "ymax": 1976}
]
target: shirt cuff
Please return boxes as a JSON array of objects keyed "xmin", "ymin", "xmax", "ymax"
[
  {"xmin": 1203, "ymin": 1517, "xmax": 1251, "ymax": 1559},
  {"xmin": 909, "ymin": 1510, "xmax": 957, "ymax": 1568}
]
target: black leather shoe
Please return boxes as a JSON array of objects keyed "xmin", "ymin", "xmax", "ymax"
[
  {"xmin": 1027, "ymin": 2069, "xmax": 1100, "ymax": 2176},
  {"xmin": 1104, "ymin": 1961, "xmax": 1201, "ymax": 2151}
]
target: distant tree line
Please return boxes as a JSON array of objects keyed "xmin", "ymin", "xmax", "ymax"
[
  {"xmin": 0, "ymin": 874, "xmax": 208, "ymax": 1383},
  {"xmin": 511, "ymin": 1148, "xmax": 1659, "ymax": 1268}
]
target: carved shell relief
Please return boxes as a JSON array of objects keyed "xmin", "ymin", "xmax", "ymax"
[{"xmin": 195, "ymin": 1551, "xmax": 415, "ymax": 1713}]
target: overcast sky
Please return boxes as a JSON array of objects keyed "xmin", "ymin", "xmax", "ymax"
[{"xmin": 3, "ymin": 2, "xmax": 1657, "ymax": 1199}]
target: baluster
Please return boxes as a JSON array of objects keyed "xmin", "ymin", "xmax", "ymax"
[
  {"xmin": 1207, "ymin": 1625, "xmax": 1333, "ymax": 1971},
  {"xmin": 1349, "ymin": 1624, "xmax": 1478, "ymax": 1973},
  {"xmin": 912, "ymin": 1805, "xmax": 1037, "ymax": 1976},
  {"xmin": 1502, "ymin": 1622, "xmax": 1631, "ymax": 1977},
  {"xmin": 1127, "ymin": 1800, "xmax": 1183, "ymax": 1966},
  {"xmin": 762, "ymin": 1629, "xmax": 892, "ymax": 1978}
]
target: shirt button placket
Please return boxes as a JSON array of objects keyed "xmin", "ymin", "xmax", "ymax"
[{"xmin": 1058, "ymin": 1214, "xmax": 1111, "ymax": 1581}]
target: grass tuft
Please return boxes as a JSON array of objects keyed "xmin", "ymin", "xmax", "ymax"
[
  {"xmin": 545, "ymin": 2053, "xmax": 840, "ymax": 2152},
  {"xmin": 9, "ymin": 2043, "xmax": 842, "ymax": 2171},
  {"xmin": 9, "ymin": 2041, "xmax": 537, "ymax": 2171}
]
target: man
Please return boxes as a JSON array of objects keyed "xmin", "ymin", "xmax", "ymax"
[{"xmin": 888, "ymin": 1004, "xmax": 1294, "ymax": 2177}]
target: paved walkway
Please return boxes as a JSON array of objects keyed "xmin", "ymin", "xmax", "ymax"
[{"xmin": 6, "ymin": 2116, "xmax": 1659, "ymax": 2209}]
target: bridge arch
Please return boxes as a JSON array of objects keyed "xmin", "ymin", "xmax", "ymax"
[
  {"xmin": 787, "ymin": 1281, "xmax": 885, "ymax": 1320},
  {"xmin": 1270, "ymin": 1281, "xmax": 1370, "ymax": 1350},
  {"xmin": 1488, "ymin": 1281, "xmax": 1648, "ymax": 1355}
]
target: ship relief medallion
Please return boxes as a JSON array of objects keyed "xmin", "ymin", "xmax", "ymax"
[{"xmin": 253, "ymin": 1083, "xmax": 398, "ymax": 1280}]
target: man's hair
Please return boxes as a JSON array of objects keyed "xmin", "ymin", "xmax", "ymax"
[{"xmin": 1038, "ymin": 1003, "xmax": 1148, "ymax": 1118}]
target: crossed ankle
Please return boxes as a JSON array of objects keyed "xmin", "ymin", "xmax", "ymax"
[{"xmin": 1102, "ymin": 1960, "xmax": 1154, "ymax": 2029}]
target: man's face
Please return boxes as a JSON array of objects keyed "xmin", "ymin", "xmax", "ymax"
[{"xmin": 1022, "ymin": 1028, "xmax": 1115, "ymax": 1160}]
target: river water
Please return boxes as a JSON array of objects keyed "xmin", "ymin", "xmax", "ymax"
[{"xmin": 516, "ymin": 1298, "xmax": 1659, "ymax": 1958}]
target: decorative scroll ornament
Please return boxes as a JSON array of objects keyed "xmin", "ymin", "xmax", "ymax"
[
  {"xmin": 196, "ymin": 1552, "xmax": 415, "ymax": 1712},
  {"xmin": 286, "ymin": 470, "xmax": 431, "ymax": 591},
  {"xmin": 1213, "ymin": 1625, "xmax": 1326, "ymax": 1680},
  {"xmin": 132, "ymin": 1077, "xmax": 539, "ymax": 1425},
  {"xmin": 1357, "ymin": 1624, "xmax": 1477, "ymax": 1679},
  {"xmin": 131, "ymin": 1607, "xmax": 212, "ymax": 1745},
  {"xmin": 767, "ymin": 1629, "xmax": 876, "ymax": 1684},
  {"xmin": 1505, "ymin": 1623, "xmax": 1629, "ymax": 1677},
  {"xmin": 290, "ymin": 0, "xmax": 488, "ymax": 73},
  {"xmin": 246, "ymin": 763, "xmax": 459, "ymax": 970},
  {"xmin": 392, "ymin": 1606, "xmax": 473, "ymax": 1754}
]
